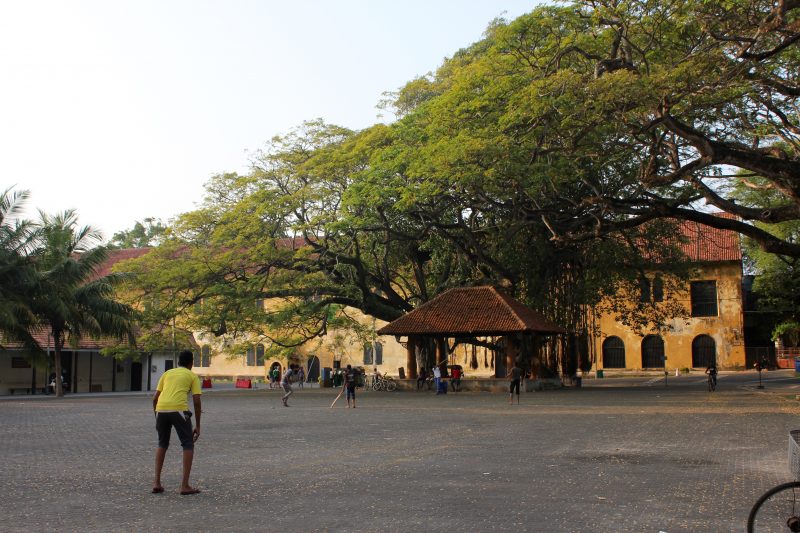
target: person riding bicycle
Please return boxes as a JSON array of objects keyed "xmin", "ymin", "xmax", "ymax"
[{"xmin": 705, "ymin": 364, "xmax": 718, "ymax": 388}]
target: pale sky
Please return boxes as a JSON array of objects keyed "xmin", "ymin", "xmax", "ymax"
[{"xmin": 0, "ymin": 1, "xmax": 536, "ymax": 239}]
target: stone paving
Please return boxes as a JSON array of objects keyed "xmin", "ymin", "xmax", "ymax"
[{"xmin": 0, "ymin": 384, "xmax": 798, "ymax": 532}]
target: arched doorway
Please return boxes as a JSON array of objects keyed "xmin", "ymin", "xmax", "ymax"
[
  {"xmin": 602, "ymin": 337, "xmax": 626, "ymax": 368},
  {"xmin": 692, "ymin": 335, "xmax": 716, "ymax": 368},
  {"xmin": 641, "ymin": 335, "xmax": 664, "ymax": 368},
  {"xmin": 269, "ymin": 362, "xmax": 282, "ymax": 378},
  {"xmin": 306, "ymin": 356, "xmax": 320, "ymax": 383}
]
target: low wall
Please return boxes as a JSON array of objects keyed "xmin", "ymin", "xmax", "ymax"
[{"xmin": 393, "ymin": 378, "xmax": 562, "ymax": 392}]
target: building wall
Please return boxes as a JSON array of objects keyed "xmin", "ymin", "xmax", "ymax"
[
  {"xmin": 595, "ymin": 262, "xmax": 746, "ymax": 371},
  {"xmin": 0, "ymin": 351, "xmax": 47, "ymax": 395}
]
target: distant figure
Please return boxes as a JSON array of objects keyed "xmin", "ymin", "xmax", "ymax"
[
  {"xmin": 269, "ymin": 366, "xmax": 281, "ymax": 389},
  {"xmin": 507, "ymin": 362, "xmax": 522, "ymax": 404},
  {"xmin": 433, "ymin": 366, "xmax": 442, "ymax": 392},
  {"xmin": 705, "ymin": 364, "xmax": 718, "ymax": 391},
  {"xmin": 417, "ymin": 367, "xmax": 428, "ymax": 391},
  {"xmin": 281, "ymin": 364, "xmax": 295, "ymax": 407},
  {"xmin": 297, "ymin": 366, "xmax": 305, "ymax": 389},
  {"xmin": 152, "ymin": 350, "xmax": 202, "ymax": 495},
  {"xmin": 344, "ymin": 364, "xmax": 357, "ymax": 408},
  {"xmin": 450, "ymin": 366, "xmax": 462, "ymax": 392}
]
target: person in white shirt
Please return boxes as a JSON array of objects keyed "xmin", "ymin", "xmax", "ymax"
[
  {"xmin": 433, "ymin": 366, "xmax": 442, "ymax": 393},
  {"xmin": 281, "ymin": 364, "xmax": 295, "ymax": 406}
]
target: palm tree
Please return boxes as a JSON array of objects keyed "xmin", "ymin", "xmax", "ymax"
[
  {"xmin": 0, "ymin": 187, "xmax": 39, "ymax": 351},
  {"xmin": 32, "ymin": 210, "xmax": 136, "ymax": 397}
]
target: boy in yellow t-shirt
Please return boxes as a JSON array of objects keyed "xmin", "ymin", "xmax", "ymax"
[{"xmin": 151, "ymin": 350, "xmax": 202, "ymax": 495}]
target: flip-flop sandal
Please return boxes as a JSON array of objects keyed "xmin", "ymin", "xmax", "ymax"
[
  {"xmin": 151, "ymin": 487, "xmax": 164, "ymax": 494},
  {"xmin": 180, "ymin": 489, "xmax": 201, "ymax": 495}
]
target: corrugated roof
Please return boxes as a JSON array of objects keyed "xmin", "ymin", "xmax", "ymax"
[{"xmin": 377, "ymin": 286, "xmax": 565, "ymax": 337}]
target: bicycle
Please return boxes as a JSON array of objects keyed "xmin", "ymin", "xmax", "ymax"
[
  {"xmin": 707, "ymin": 372, "xmax": 717, "ymax": 392},
  {"xmin": 372, "ymin": 375, "xmax": 397, "ymax": 392},
  {"xmin": 747, "ymin": 430, "xmax": 800, "ymax": 532}
]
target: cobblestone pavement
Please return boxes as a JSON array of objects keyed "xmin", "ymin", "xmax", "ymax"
[{"xmin": 1, "ymin": 385, "xmax": 798, "ymax": 532}]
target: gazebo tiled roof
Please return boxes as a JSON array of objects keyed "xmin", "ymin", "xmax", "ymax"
[{"xmin": 377, "ymin": 286, "xmax": 565, "ymax": 337}]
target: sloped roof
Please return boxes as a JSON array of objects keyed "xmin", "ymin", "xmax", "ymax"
[
  {"xmin": 377, "ymin": 286, "xmax": 565, "ymax": 337},
  {"xmin": 674, "ymin": 216, "xmax": 741, "ymax": 262},
  {"xmin": 94, "ymin": 247, "xmax": 152, "ymax": 278}
]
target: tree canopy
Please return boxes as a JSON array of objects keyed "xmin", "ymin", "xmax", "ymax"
[{"xmin": 120, "ymin": 0, "xmax": 800, "ymax": 370}]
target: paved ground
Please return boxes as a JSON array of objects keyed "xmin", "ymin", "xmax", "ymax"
[{"xmin": 1, "ymin": 378, "xmax": 799, "ymax": 532}]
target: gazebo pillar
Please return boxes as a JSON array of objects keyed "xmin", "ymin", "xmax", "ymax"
[
  {"xmin": 436, "ymin": 337, "xmax": 448, "ymax": 377},
  {"xmin": 506, "ymin": 335, "xmax": 518, "ymax": 374},
  {"xmin": 406, "ymin": 336, "xmax": 418, "ymax": 380}
]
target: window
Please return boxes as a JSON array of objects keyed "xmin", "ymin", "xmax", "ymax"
[
  {"xmin": 193, "ymin": 350, "xmax": 201, "ymax": 367},
  {"xmin": 256, "ymin": 344, "xmax": 265, "ymax": 366},
  {"xmin": 246, "ymin": 346, "xmax": 255, "ymax": 366},
  {"xmin": 363, "ymin": 344, "xmax": 373, "ymax": 365},
  {"xmin": 692, "ymin": 335, "xmax": 716, "ymax": 368},
  {"xmin": 639, "ymin": 277, "xmax": 651, "ymax": 303},
  {"xmin": 602, "ymin": 337, "xmax": 626, "ymax": 368},
  {"xmin": 11, "ymin": 357, "xmax": 31, "ymax": 369},
  {"xmin": 641, "ymin": 335, "xmax": 664, "ymax": 368},
  {"xmin": 201, "ymin": 345, "xmax": 211, "ymax": 367},
  {"xmin": 374, "ymin": 342, "xmax": 383, "ymax": 365},
  {"xmin": 691, "ymin": 281, "xmax": 718, "ymax": 317},
  {"xmin": 653, "ymin": 275, "xmax": 664, "ymax": 302}
]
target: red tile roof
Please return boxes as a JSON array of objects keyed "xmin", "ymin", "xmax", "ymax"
[
  {"xmin": 673, "ymin": 216, "xmax": 742, "ymax": 262},
  {"xmin": 377, "ymin": 286, "xmax": 565, "ymax": 337},
  {"xmin": 94, "ymin": 247, "xmax": 152, "ymax": 278}
]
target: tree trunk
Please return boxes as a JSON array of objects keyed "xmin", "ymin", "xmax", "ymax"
[
  {"xmin": 53, "ymin": 330, "xmax": 64, "ymax": 398},
  {"xmin": 406, "ymin": 336, "xmax": 418, "ymax": 379}
]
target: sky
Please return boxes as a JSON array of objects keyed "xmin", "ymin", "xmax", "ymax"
[{"xmin": 0, "ymin": 0, "xmax": 537, "ymax": 240}]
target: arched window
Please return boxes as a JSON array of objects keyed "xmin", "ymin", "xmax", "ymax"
[
  {"xmin": 602, "ymin": 337, "xmax": 626, "ymax": 368},
  {"xmin": 201, "ymin": 345, "xmax": 210, "ymax": 367},
  {"xmin": 193, "ymin": 350, "xmax": 201, "ymax": 367},
  {"xmin": 653, "ymin": 275, "xmax": 664, "ymax": 302},
  {"xmin": 256, "ymin": 344, "xmax": 265, "ymax": 366},
  {"xmin": 374, "ymin": 343, "xmax": 383, "ymax": 365},
  {"xmin": 692, "ymin": 335, "xmax": 716, "ymax": 368},
  {"xmin": 363, "ymin": 344, "xmax": 373, "ymax": 365},
  {"xmin": 641, "ymin": 335, "xmax": 664, "ymax": 368},
  {"xmin": 246, "ymin": 346, "xmax": 255, "ymax": 366}
]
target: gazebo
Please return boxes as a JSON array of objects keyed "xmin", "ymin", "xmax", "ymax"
[{"xmin": 377, "ymin": 286, "xmax": 565, "ymax": 380}]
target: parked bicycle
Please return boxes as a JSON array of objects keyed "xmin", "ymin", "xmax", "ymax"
[
  {"xmin": 372, "ymin": 375, "xmax": 397, "ymax": 392},
  {"xmin": 747, "ymin": 429, "xmax": 800, "ymax": 532}
]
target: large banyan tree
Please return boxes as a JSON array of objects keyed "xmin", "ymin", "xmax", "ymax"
[{"xmin": 120, "ymin": 0, "xmax": 799, "ymax": 373}]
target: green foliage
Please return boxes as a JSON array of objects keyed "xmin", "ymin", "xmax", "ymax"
[
  {"xmin": 0, "ymin": 187, "xmax": 40, "ymax": 351},
  {"xmin": 31, "ymin": 210, "xmax": 137, "ymax": 395},
  {"xmin": 120, "ymin": 0, "xmax": 800, "ymax": 370},
  {"xmin": 109, "ymin": 218, "xmax": 168, "ymax": 249}
]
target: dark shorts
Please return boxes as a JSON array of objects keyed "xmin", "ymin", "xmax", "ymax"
[
  {"xmin": 346, "ymin": 384, "xmax": 356, "ymax": 399},
  {"xmin": 156, "ymin": 411, "xmax": 194, "ymax": 450},
  {"xmin": 510, "ymin": 378, "xmax": 521, "ymax": 395}
]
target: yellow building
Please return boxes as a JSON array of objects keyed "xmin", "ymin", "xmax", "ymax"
[{"xmin": 594, "ymin": 219, "xmax": 746, "ymax": 372}]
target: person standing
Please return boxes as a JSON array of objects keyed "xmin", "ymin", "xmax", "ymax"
[
  {"xmin": 152, "ymin": 350, "xmax": 202, "ymax": 495},
  {"xmin": 433, "ymin": 365, "xmax": 442, "ymax": 393},
  {"xmin": 281, "ymin": 364, "xmax": 295, "ymax": 406},
  {"xmin": 507, "ymin": 362, "xmax": 522, "ymax": 405},
  {"xmin": 297, "ymin": 365, "xmax": 305, "ymax": 389},
  {"xmin": 450, "ymin": 366, "xmax": 462, "ymax": 392},
  {"xmin": 344, "ymin": 364, "xmax": 357, "ymax": 408}
]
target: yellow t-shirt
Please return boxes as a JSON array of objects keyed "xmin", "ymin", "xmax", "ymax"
[{"xmin": 155, "ymin": 367, "xmax": 202, "ymax": 412}]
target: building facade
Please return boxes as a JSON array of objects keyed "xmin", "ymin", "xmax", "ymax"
[{"xmin": 594, "ymin": 219, "xmax": 746, "ymax": 372}]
